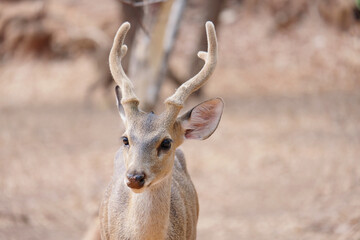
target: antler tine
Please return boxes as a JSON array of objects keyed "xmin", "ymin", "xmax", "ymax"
[
  {"xmin": 109, "ymin": 22, "xmax": 139, "ymax": 112},
  {"xmin": 165, "ymin": 21, "xmax": 218, "ymax": 120}
]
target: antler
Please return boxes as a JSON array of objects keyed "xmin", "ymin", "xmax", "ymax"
[
  {"xmin": 109, "ymin": 22, "xmax": 139, "ymax": 116},
  {"xmin": 164, "ymin": 21, "xmax": 218, "ymax": 121}
]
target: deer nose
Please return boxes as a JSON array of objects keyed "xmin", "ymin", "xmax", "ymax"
[{"xmin": 126, "ymin": 172, "xmax": 146, "ymax": 189}]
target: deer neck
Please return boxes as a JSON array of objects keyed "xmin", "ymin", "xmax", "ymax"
[{"xmin": 125, "ymin": 174, "xmax": 172, "ymax": 240}]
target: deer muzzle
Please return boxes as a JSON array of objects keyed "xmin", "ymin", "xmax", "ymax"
[{"xmin": 126, "ymin": 172, "xmax": 146, "ymax": 189}]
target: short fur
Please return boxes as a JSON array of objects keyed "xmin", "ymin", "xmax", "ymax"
[
  {"xmin": 99, "ymin": 111, "xmax": 199, "ymax": 240},
  {"xmin": 100, "ymin": 148, "xmax": 198, "ymax": 240},
  {"xmin": 99, "ymin": 21, "xmax": 222, "ymax": 240}
]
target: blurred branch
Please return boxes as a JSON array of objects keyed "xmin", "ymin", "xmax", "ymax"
[
  {"xmin": 185, "ymin": 0, "xmax": 225, "ymax": 96},
  {"xmin": 120, "ymin": 0, "xmax": 168, "ymax": 7},
  {"xmin": 128, "ymin": 0, "xmax": 186, "ymax": 111}
]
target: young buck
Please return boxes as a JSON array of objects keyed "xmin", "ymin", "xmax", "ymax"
[{"xmin": 99, "ymin": 21, "xmax": 223, "ymax": 240}]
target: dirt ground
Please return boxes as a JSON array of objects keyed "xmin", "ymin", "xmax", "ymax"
[{"xmin": 1, "ymin": 1, "xmax": 360, "ymax": 240}]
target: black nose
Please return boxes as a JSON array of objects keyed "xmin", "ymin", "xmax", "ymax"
[{"xmin": 126, "ymin": 172, "xmax": 146, "ymax": 189}]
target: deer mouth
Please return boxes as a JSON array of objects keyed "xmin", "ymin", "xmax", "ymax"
[
  {"xmin": 126, "ymin": 178, "xmax": 145, "ymax": 189},
  {"xmin": 124, "ymin": 176, "xmax": 159, "ymax": 193},
  {"xmin": 125, "ymin": 171, "xmax": 147, "ymax": 192},
  {"xmin": 125, "ymin": 182, "xmax": 146, "ymax": 193}
]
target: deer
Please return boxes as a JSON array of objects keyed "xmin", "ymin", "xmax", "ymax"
[{"xmin": 99, "ymin": 21, "xmax": 223, "ymax": 240}]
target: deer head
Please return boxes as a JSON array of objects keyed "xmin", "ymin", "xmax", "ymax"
[{"xmin": 110, "ymin": 21, "xmax": 223, "ymax": 193}]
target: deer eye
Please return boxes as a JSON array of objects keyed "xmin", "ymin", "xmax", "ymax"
[
  {"xmin": 160, "ymin": 138, "xmax": 172, "ymax": 150},
  {"xmin": 122, "ymin": 136, "xmax": 129, "ymax": 146}
]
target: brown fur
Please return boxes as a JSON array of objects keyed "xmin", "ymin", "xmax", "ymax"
[
  {"xmin": 99, "ymin": 21, "xmax": 221, "ymax": 240},
  {"xmin": 99, "ymin": 109, "xmax": 197, "ymax": 240},
  {"xmin": 100, "ymin": 148, "xmax": 198, "ymax": 240}
]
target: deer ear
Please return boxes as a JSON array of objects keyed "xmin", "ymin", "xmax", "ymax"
[
  {"xmin": 178, "ymin": 98, "xmax": 224, "ymax": 140},
  {"xmin": 115, "ymin": 86, "xmax": 126, "ymax": 123}
]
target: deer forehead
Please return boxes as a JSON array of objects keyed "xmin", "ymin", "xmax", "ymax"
[{"xmin": 126, "ymin": 112, "xmax": 175, "ymax": 146}]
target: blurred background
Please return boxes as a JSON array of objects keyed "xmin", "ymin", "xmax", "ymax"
[{"xmin": 1, "ymin": 0, "xmax": 360, "ymax": 239}]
